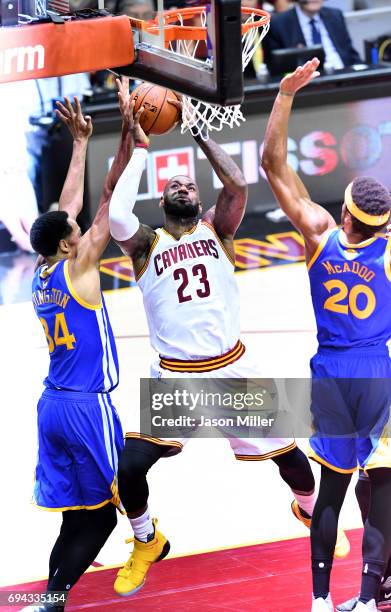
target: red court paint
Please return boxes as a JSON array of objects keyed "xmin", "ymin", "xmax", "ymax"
[{"xmin": 3, "ymin": 529, "xmax": 390, "ymax": 611}]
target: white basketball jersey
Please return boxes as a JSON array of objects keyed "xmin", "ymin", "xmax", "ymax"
[{"xmin": 137, "ymin": 220, "xmax": 240, "ymax": 360}]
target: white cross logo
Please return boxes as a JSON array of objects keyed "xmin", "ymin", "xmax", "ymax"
[
  {"xmin": 157, "ymin": 155, "xmax": 190, "ymax": 182},
  {"xmin": 153, "ymin": 147, "xmax": 195, "ymax": 196}
]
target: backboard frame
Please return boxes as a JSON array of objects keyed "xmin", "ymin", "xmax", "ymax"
[{"xmin": 114, "ymin": 0, "xmax": 244, "ymax": 106}]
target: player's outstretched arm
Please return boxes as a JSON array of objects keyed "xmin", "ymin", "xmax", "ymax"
[
  {"xmin": 195, "ymin": 135, "xmax": 248, "ymax": 244},
  {"xmin": 55, "ymin": 96, "xmax": 93, "ymax": 220},
  {"xmin": 74, "ymin": 78, "xmax": 134, "ymax": 271},
  {"xmin": 108, "ymin": 104, "xmax": 156, "ymax": 269},
  {"xmin": 261, "ymin": 59, "xmax": 336, "ymax": 252}
]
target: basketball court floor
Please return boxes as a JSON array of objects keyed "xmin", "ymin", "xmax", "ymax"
[{"xmin": 1, "ymin": 214, "xmax": 376, "ymax": 610}]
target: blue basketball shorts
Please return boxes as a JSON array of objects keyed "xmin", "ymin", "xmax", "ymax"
[
  {"xmin": 33, "ymin": 389, "xmax": 124, "ymax": 511},
  {"xmin": 308, "ymin": 346, "xmax": 391, "ymax": 473}
]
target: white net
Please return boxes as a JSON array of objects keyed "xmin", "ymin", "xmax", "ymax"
[{"xmin": 167, "ymin": 9, "xmax": 270, "ymax": 140}]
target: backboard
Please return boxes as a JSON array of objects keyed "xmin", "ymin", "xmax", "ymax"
[
  {"xmin": 0, "ymin": 0, "xmax": 267, "ymax": 111},
  {"xmin": 114, "ymin": 0, "xmax": 246, "ymax": 106}
]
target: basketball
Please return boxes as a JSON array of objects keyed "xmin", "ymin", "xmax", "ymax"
[{"xmin": 129, "ymin": 83, "xmax": 181, "ymax": 136}]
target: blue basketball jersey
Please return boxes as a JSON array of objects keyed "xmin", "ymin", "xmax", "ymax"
[
  {"xmin": 308, "ymin": 228, "xmax": 391, "ymax": 349},
  {"xmin": 32, "ymin": 260, "xmax": 119, "ymax": 392}
]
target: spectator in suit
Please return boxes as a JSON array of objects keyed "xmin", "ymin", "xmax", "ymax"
[
  {"xmin": 244, "ymin": 0, "xmax": 291, "ymax": 81},
  {"xmin": 263, "ymin": 0, "xmax": 362, "ymax": 72}
]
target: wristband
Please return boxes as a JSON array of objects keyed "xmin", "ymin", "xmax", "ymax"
[
  {"xmin": 279, "ymin": 91, "xmax": 294, "ymax": 97},
  {"xmin": 135, "ymin": 142, "xmax": 149, "ymax": 149}
]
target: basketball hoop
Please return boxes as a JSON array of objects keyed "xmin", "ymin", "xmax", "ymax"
[{"xmin": 129, "ymin": 6, "xmax": 270, "ymax": 140}]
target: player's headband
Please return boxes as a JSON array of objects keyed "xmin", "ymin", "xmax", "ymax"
[{"xmin": 344, "ymin": 182, "xmax": 391, "ymax": 227}]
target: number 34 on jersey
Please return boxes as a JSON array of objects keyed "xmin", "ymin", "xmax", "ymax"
[{"xmin": 40, "ymin": 312, "xmax": 76, "ymax": 353}]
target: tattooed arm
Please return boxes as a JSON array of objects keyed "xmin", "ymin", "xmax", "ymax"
[{"xmin": 196, "ymin": 135, "xmax": 247, "ymax": 260}]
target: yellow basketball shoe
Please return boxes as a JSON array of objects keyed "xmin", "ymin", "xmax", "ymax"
[
  {"xmin": 291, "ymin": 500, "xmax": 350, "ymax": 558},
  {"xmin": 291, "ymin": 499, "xmax": 311, "ymax": 529},
  {"xmin": 114, "ymin": 519, "xmax": 170, "ymax": 596}
]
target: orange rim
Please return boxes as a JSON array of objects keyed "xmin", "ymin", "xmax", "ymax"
[{"xmin": 128, "ymin": 6, "xmax": 270, "ymax": 42}]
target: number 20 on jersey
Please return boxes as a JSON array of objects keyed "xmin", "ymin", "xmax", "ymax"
[{"xmin": 323, "ymin": 280, "xmax": 375, "ymax": 319}]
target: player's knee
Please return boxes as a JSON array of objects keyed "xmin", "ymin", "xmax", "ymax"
[
  {"xmin": 118, "ymin": 453, "xmax": 148, "ymax": 491},
  {"xmin": 118, "ymin": 449, "xmax": 151, "ymax": 483},
  {"xmin": 367, "ymin": 467, "xmax": 391, "ymax": 487},
  {"xmin": 273, "ymin": 446, "xmax": 311, "ymax": 471},
  {"xmin": 119, "ymin": 439, "xmax": 164, "ymax": 483},
  {"xmin": 273, "ymin": 446, "xmax": 315, "ymax": 492}
]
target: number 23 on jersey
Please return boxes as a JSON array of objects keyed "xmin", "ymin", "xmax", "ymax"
[{"xmin": 174, "ymin": 264, "xmax": 211, "ymax": 303}]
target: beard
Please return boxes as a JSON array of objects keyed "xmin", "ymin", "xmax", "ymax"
[{"xmin": 163, "ymin": 196, "xmax": 200, "ymax": 219}]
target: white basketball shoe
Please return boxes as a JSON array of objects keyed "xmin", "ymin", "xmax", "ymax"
[
  {"xmin": 311, "ymin": 594, "xmax": 334, "ymax": 611},
  {"xmin": 354, "ymin": 600, "xmax": 379, "ymax": 611}
]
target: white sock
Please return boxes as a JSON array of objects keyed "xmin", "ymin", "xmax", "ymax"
[
  {"xmin": 294, "ymin": 491, "xmax": 316, "ymax": 517},
  {"xmin": 129, "ymin": 507, "xmax": 154, "ymax": 542}
]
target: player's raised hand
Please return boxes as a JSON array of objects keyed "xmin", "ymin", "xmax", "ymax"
[
  {"xmin": 116, "ymin": 76, "xmax": 131, "ymax": 124},
  {"xmin": 279, "ymin": 58, "xmax": 320, "ymax": 97},
  {"xmin": 55, "ymin": 96, "xmax": 93, "ymax": 141},
  {"xmin": 127, "ymin": 100, "xmax": 150, "ymax": 147}
]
